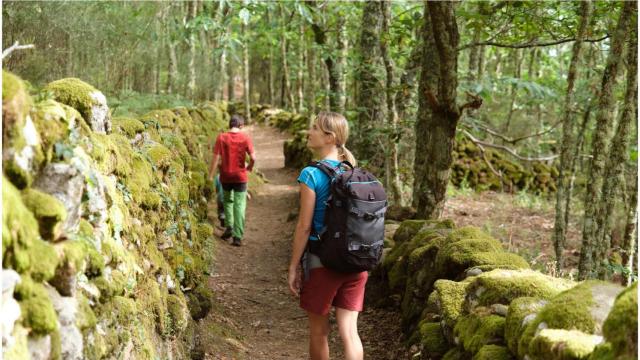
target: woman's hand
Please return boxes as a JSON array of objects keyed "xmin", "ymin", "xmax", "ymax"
[{"xmin": 288, "ymin": 264, "xmax": 302, "ymax": 297}]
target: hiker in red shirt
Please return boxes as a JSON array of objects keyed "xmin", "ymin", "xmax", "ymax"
[{"xmin": 208, "ymin": 115, "xmax": 256, "ymax": 246}]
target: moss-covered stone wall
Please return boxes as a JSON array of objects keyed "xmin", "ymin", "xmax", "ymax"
[
  {"xmin": 1, "ymin": 71, "xmax": 246, "ymax": 359},
  {"xmin": 376, "ymin": 219, "xmax": 637, "ymax": 360}
]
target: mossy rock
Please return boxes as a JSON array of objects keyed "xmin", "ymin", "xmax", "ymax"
[
  {"xmin": 21, "ymin": 188, "xmax": 67, "ymax": 241},
  {"xmin": 31, "ymin": 99, "xmax": 77, "ymax": 164},
  {"xmin": 3, "ymin": 179, "xmax": 59, "ymax": 282},
  {"xmin": 518, "ymin": 280, "xmax": 624, "ymax": 359},
  {"xmin": 167, "ymin": 294, "xmax": 190, "ymax": 336},
  {"xmin": 442, "ymin": 347, "xmax": 468, "ymax": 360},
  {"xmin": 465, "ymin": 269, "xmax": 573, "ymax": 311},
  {"xmin": 419, "ymin": 321, "xmax": 450, "ymax": 358},
  {"xmin": 3, "ymin": 71, "xmax": 40, "ymax": 188},
  {"xmin": 474, "ymin": 345, "xmax": 513, "ymax": 360},
  {"xmin": 124, "ymin": 153, "xmax": 154, "ymax": 204},
  {"xmin": 140, "ymin": 109, "xmax": 176, "ymax": 129},
  {"xmin": 186, "ymin": 285, "xmax": 213, "ymax": 321},
  {"xmin": 14, "ymin": 278, "xmax": 58, "ymax": 335},
  {"xmin": 601, "ymin": 282, "xmax": 637, "ymax": 359},
  {"xmin": 112, "ymin": 117, "xmax": 144, "ymax": 137},
  {"xmin": 144, "ymin": 143, "xmax": 173, "ymax": 169},
  {"xmin": 393, "ymin": 220, "xmax": 428, "ymax": 244},
  {"xmin": 76, "ymin": 293, "xmax": 97, "ymax": 331},
  {"xmin": 92, "ymin": 269, "xmax": 128, "ymax": 301},
  {"xmin": 45, "ymin": 78, "xmax": 110, "ymax": 133},
  {"xmin": 435, "ymin": 236, "xmax": 506, "ymax": 278},
  {"xmin": 432, "ymin": 279, "xmax": 472, "ymax": 328},
  {"xmin": 528, "ymin": 329, "xmax": 603, "ymax": 360},
  {"xmin": 504, "ymin": 297, "xmax": 547, "ymax": 354},
  {"xmin": 454, "ymin": 313, "xmax": 506, "ymax": 354}
]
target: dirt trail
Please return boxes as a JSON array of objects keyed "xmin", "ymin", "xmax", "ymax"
[{"xmin": 197, "ymin": 125, "xmax": 405, "ymax": 360}]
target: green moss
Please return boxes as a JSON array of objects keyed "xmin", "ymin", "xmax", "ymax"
[
  {"xmin": 518, "ymin": 280, "xmax": 614, "ymax": 359},
  {"xmin": 44, "ymin": 78, "xmax": 99, "ymax": 126},
  {"xmin": 3, "ymin": 325, "xmax": 30, "ymax": 360},
  {"xmin": 144, "ymin": 143, "xmax": 172, "ymax": 169},
  {"xmin": 112, "ymin": 117, "xmax": 144, "ymax": 137},
  {"xmin": 15, "ymin": 278, "xmax": 58, "ymax": 335},
  {"xmin": 140, "ymin": 109, "xmax": 176, "ymax": 129},
  {"xmin": 92, "ymin": 269, "xmax": 127, "ymax": 300},
  {"xmin": 167, "ymin": 294, "xmax": 189, "ymax": 335},
  {"xmin": 76, "ymin": 293, "xmax": 97, "ymax": 330},
  {"xmin": 21, "ymin": 188, "xmax": 67, "ymax": 241},
  {"xmin": 474, "ymin": 345, "xmax": 513, "ymax": 360},
  {"xmin": 602, "ymin": 282, "xmax": 637, "ymax": 358},
  {"xmin": 135, "ymin": 278, "xmax": 168, "ymax": 337},
  {"xmin": 3, "ymin": 71, "xmax": 36, "ymax": 188},
  {"xmin": 141, "ymin": 191, "xmax": 162, "ymax": 210},
  {"xmin": 125, "ymin": 153, "xmax": 154, "ymax": 204},
  {"xmin": 528, "ymin": 329, "xmax": 603, "ymax": 360},
  {"xmin": 392, "ymin": 220, "xmax": 427, "ymax": 244},
  {"xmin": 442, "ymin": 347, "xmax": 467, "ymax": 360},
  {"xmin": 589, "ymin": 343, "xmax": 616, "ymax": 360},
  {"xmin": 186, "ymin": 285, "xmax": 213, "ymax": 320},
  {"xmin": 31, "ymin": 99, "xmax": 74, "ymax": 163},
  {"xmin": 101, "ymin": 296, "xmax": 138, "ymax": 323},
  {"xmin": 445, "ymin": 226, "xmax": 495, "ymax": 243},
  {"xmin": 466, "ymin": 269, "xmax": 573, "ymax": 310},
  {"xmin": 419, "ymin": 321, "xmax": 450, "ymax": 357},
  {"xmin": 505, "ymin": 297, "xmax": 547, "ymax": 354},
  {"xmin": 435, "ymin": 237, "xmax": 505, "ymax": 277},
  {"xmin": 454, "ymin": 314, "xmax": 506, "ymax": 354},
  {"xmin": 433, "ymin": 279, "xmax": 471, "ymax": 326}
]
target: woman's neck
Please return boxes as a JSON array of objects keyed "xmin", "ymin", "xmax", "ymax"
[{"xmin": 317, "ymin": 146, "xmax": 339, "ymax": 161}]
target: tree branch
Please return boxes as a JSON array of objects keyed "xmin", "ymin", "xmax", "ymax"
[
  {"xmin": 461, "ymin": 129, "xmax": 559, "ymax": 161},
  {"xmin": 2, "ymin": 41, "xmax": 35, "ymax": 60},
  {"xmin": 464, "ymin": 118, "xmax": 561, "ymax": 145},
  {"xmin": 458, "ymin": 34, "xmax": 609, "ymax": 51}
]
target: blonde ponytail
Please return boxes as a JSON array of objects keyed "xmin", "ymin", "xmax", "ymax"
[
  {"xmin": 338, "ymin": 144, "xmax": 357, "ymax": 167},
  {"xmin": 315, "ymin": 111, "xmax": 357, "ymax": 166}
]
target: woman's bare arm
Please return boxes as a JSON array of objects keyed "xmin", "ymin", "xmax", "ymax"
[{"xmin": 288, "ymin": 183, "xmax": 316, "ymax": 296}]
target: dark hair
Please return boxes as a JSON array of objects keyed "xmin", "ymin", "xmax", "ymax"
[{"xmin": 229, "ymin": 115, "xmax": 245, "ymax": 128}]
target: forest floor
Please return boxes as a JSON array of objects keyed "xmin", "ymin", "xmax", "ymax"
[
  {"xmin": 196, "ymin": 124, "xmax": 407, "ymax": 360},
  {"xmin": 194, "ymin": 125, "xmax": 583, "ymax": 359}
]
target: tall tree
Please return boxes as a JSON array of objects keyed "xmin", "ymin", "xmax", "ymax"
[
  {"xmin": 414, "ymin": 1, "xmax": 481, "ymax": 218},
  {"xmin": 354, "ymin": 0, "xmax": 386, "ymax": 169},
  {"xmin": 552, "ymin": 1, "xmax": 592, "ymax": 272},
  {"xmin": 593, "ymin": 14, "xmax": 638, "ymax": 277},
  {"xmin": 380, "ymin": 0, "xmax": 403, "ymax": 205},
  {"xmin": 187, "ymin": 0, "xmax": 198, "ymax": 100},
  {"xmin": 578, "ymin": 0, "xmax": 634, "ymax": 279}
]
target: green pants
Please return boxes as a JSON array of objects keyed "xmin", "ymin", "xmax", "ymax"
[{"xmin": 222, "ymin": 182, "xmax": 248, "ymax": 239}]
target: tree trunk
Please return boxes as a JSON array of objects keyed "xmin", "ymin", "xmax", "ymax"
[
  {"xmin": 354, "ymin": 0, "xmax": 386, "ymax": 170},
  {"xmin": 306, "ymin": 40, "xmax": 316, "ymax": 114},
  {"xmin": 242, "ymin": 21, "xmax": 251, "ymax": 123},
  {"xmin": 504, "ymin": 48, "xmax": 523, "ymax": 133},
  {"xmin": 578, "ymin": 0, "xmax": 634, "ymax": 279},
  {"xmin": 552, "ymin": 1, "xmax": 592, "ymax": 273},
  {"xmin": 279, "ymin": 4, "xmax": 294, "ymax": 109},
  {"xmin": 380, "ymin": 0, "xmax": 403, "ymax": 205},
  {"xmin": 467, "ymin": 31, "xmax": 480, "ymax": 81},
  {"xmin": 187, "ymin": 0, "xmax": 197, "ymax": 100},
  {"xmin": 167, "ymin": 40, "xmax": 178, "ymax": 94},
  {"xmin": 622, "ymin": 168, "xmax": 638, "ymax": 285},
  {"xmin": 335, "ymin": 18, "xmax": 347, "ymax": 113},
  {"xmin": 265, "ymin": 7, "xmax": 274, "ymax": 105},
  {"xmin": 593, "ymin": 19, "xmax": 637, "ymax": 277},
  {"xmin": 228, "ymin": 63, "xmax": 235, "ymax": 101},
  {"xmin": 297, "ymin": 22, "xmax": 305, "ymax": 113},
  {"xmin": 477, "ymin": 44, "xmax": 486, "ymax": 79},
  {"xmin": 414, "ymin": 1, "xmax": 462, "ymax": 218},
  {"xmin": 395, "ymin": 26, "xmax": 423, "ymax": 124}
]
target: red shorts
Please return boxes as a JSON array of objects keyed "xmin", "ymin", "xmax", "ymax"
[{"xmin": 300, "ymin": 267, "xmax": 368, "ymax": 316}]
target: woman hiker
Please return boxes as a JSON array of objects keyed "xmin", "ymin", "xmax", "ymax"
[{"xmin": 288, "ymin": 111, "xmax": 367, "ymax": 360}]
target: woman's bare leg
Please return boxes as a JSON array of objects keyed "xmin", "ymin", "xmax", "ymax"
[
  {"xmin": 335, "ymin": 307, "xmax": 363, "ymax": 360},
  {"xmin": 307, "ymin": 311, "xmax": 330, "ymax": 360}
]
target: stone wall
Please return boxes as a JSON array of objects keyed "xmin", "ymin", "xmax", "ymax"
[
  {"xmin": 1, "ymin": 71, "xmax": 260, "ymax": 359},
  {"xmin": 373, "ymin": 219, "xmax": 637, "ymax": 360}
]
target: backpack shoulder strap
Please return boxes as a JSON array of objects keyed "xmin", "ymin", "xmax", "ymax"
[{"xmin": 309, "ymin": 160, "xmax": 339, "ymax": 180}]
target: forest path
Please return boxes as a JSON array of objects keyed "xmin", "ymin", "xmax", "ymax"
[{"xmin": 196, "ymin": 124, "xmax": 405, "ymax": 359}]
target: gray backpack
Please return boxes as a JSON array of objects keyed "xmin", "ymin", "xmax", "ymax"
[{"xmin": 307, "ymin": 160, "xmax": 387, "ymax": 273}]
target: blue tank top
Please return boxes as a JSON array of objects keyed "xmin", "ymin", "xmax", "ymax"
[{"xmin": 296, "ymin": 159, "xmax": 342, "ymax": 241}]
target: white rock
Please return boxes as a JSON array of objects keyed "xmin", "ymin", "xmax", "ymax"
[{"xmin": 28, "ymin": 335, "xmax": 51, "ymax": 360}]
